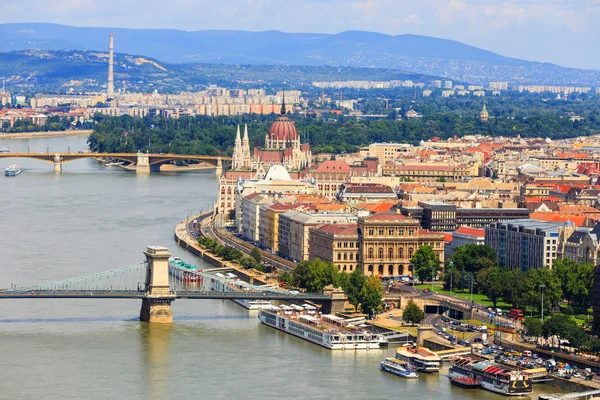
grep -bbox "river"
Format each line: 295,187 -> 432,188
0,136 -> 565,399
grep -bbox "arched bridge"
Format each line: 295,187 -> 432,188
0,152 -> 231,174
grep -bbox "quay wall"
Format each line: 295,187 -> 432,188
173,213 -> 267,285
0,129 -> 93,140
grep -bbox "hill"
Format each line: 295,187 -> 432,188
0,49 -> 437,93
1,23 -> 599,86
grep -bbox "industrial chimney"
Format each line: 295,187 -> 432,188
107,33 -> 114,98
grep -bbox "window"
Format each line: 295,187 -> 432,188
388,265 -> 394,275
343,242 -> 348,248
389,248 -> 394,259
399,248 -> 404,258
337,253 -> 342,260
368,265 -> 373,273
368,229 -> 374,236
349,253 -> 354,260
388,229 -> 394,236
379,229 -> 384,236
399,229 -> 405,235
408,248 -> 413,258
368,248 -> 374,259
343,253 -> 348,261
409,229 -> 415,236
378,248 -> 384,259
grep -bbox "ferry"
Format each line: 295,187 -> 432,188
258,306 -> 388,350
395,345 -> 442,372
449,356 -> 533,396
380,358 -> 419,379
4,165 -> 22,177
168,257 -> 202,282
212,272 -> 271,310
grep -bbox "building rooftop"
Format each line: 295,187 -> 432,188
454,226 -> 485,237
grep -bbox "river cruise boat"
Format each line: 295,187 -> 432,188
449,356 -> 533,396
0,147 -> 9,153
380,358 -> 419,379
212,272 -> 271,310
5,165 -> 22,177
395,345 -> 441,372
258,306 -> 387,350
168,257 -> 202,282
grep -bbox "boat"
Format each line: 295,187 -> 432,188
258,306 -> 388,350
5,165 -> 22,177
212,272 -> 272,310
168,257 -> 202,282
395,345 -> 442,372
449,356 -> 533,396
0,147 -> 9,153
380,358 -> 419,379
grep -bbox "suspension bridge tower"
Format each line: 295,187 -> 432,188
140,246 -> 176,323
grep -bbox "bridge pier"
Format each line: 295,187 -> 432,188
54,153 -> 62,173
141,246 -> 175,323
321,285 -> 348,314
215,157 -> 223,177
136,152 -> 151,174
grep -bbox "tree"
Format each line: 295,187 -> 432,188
523,268 -> 562,313
344,268 -> 366,311
402,300 -> 425,325
291,258 -> 340,293
542,314 -> 573,349
250,247 -> 262,265
565,324 -> 588,353
523,317 -> 543,342
448,244 -> 497,274
501,268 -> 526,309
358,276 -> 384,317
411,246 -> 440,284
476,266 -> 504,307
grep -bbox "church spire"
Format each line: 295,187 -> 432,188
235,124 -> 241,145
243,124 -> 249,142
280,92 -> 286,115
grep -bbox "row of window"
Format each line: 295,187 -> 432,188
367,228 -> 416,236
368,247 -> 414,259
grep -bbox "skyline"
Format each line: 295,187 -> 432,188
2,0 -> 600,70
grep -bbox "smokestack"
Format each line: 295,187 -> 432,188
107,33 -> 114,98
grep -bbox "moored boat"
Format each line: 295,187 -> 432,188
0,147 -> 9,153
380,357 -> 419,379
450,355 -> 533,396
395,345 -> 441,372
258,306 -> 387,350
168,256 -> 202,282
5,165 -> 22,177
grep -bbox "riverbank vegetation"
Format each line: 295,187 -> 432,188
197,236 -> 267,273
88,107 -> 600,156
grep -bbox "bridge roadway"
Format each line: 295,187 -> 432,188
0,290 -> 331,302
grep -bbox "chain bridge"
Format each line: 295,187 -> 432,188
0,246 -> 335,323
0,152 -> 231,174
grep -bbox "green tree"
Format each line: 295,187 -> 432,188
476,266 -> 504,307
542,314 -> 573,350
402,300 -> 425,325
358,276 -> 384,317
523,317 -> 543,342
448,244 -> 497,274
250,247 -> 262,265
523,268 -> 562,312
344,268 -> 367,311
292,258 -> 339,293
410,246 -> 440,284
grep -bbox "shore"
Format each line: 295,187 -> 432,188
0,130 -> 93,140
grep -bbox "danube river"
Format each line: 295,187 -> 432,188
0,136 -> 564,399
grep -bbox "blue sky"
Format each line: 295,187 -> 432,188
4,0 -> 600,69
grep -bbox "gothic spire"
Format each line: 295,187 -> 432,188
280,92 -> 286,115
243,124 -> 249,142
235,124 -> 241,144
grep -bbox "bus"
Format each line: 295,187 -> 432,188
509,309 -> 524,321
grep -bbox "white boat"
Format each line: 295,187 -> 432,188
0,147 -> 9,153
211,272 -> 272,310
5,165 -> 22,177
258,306 -> 387,350
395,345 -> 442,372
380,358 -> 419,378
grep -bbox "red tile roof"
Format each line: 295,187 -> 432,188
454,226 -> 485,237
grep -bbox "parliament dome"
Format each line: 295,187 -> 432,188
268,99 -> 297,142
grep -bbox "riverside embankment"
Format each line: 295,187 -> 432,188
173,213 -> 269,285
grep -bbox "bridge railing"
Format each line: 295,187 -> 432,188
5,262 -> 147,293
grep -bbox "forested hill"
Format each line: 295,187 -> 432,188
88,111 -> 600,156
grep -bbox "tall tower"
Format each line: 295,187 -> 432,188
107,33 -> 115,99
232,125 -> 244,170
241,124 -> 252,169
480,103 -> 489,122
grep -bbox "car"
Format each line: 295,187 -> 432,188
437,330 -> 444,335
433,323 -> 439,327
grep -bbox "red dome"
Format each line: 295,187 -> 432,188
268,115 -> 297,141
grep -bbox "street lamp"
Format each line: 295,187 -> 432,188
449,260 -> 454,296
540,284 -> 546,321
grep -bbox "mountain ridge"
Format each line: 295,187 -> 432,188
0,23 -> 598,86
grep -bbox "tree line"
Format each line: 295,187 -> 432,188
87,110 -> 600,157
198,236 -> 267,273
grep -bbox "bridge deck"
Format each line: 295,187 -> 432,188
0,290 -> 330,301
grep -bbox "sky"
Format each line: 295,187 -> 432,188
3,0 -> 600,69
